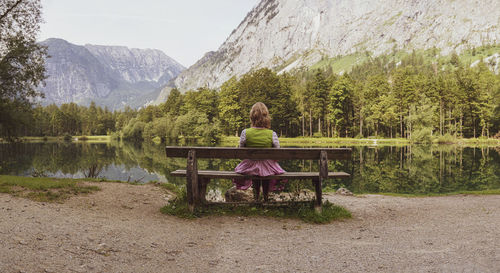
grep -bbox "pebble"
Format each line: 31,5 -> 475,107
95,243 -> 112,256
336,187 -> 353,196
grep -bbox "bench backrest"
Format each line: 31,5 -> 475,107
165,146 -> 351,160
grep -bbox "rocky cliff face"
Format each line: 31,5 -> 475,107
170,0 -> 500,94
39,38 -> 184,109
84,45 -> 183,86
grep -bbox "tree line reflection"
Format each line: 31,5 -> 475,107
0,142 -> 498,194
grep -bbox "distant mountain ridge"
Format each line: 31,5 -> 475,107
39,38 -> 184,109
84,44 -> 182,86
161,0 -> 499,102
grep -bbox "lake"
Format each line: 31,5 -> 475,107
1,141 -> 499,195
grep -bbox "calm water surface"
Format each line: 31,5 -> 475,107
1,141 -> 499,194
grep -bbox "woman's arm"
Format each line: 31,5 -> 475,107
239,129 -> 247,147
272,131 -> 280,148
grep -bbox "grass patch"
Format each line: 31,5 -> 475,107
310,53 -> 368,74
459,44 -> 500,65
159,183 -> 351,224
221,136 -> 500,147
221,136 -> 410,147
1,135 -> 112,143
0,175 -> 100,202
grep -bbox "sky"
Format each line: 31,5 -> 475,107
39,0 -> 260,67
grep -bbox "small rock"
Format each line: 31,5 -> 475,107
225,187 -> 254,202
95,243 -> 113,256
165,250 -> 181,255
336,187 -> 353,196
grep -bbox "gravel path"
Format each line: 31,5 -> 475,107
0,182 -> 499,273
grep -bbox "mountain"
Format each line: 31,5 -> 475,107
163,0 -> 499,99
84,45 -> 182,86
39,38 -> 184,109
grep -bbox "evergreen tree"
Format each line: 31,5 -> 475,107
218,77 -> 242,136
306,70 -> 329,135
328,74 -> 353,137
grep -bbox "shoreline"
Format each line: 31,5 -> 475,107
2,135 -> 499,146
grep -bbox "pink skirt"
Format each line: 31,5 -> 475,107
233,159 -> 286,191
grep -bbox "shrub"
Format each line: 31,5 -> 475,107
63,133 -> 72,142
435,133 -> 455,144
122,118 -> 145,141
313,132 -> 323,138
411,128 -> 433,144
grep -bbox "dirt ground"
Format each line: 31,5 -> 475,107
0,182 -> 499,273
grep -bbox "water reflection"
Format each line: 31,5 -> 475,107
0,141 -> 498,194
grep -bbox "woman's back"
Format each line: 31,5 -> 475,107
244,128 -> 273,148
233,102 -> 285,193
240,128 -> 280,148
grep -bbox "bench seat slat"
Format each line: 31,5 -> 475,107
166,146 -> 351,160
170,170 -> 350,179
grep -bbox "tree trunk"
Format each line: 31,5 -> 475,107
318,117 -> 321,135
327,119 -> 330,138
473,121 -> 476,138
360,110 -> 363,137
460,115 -> 463,138
400,114 -> 403,138
302,115 -> 305,137
440,100 -> 443,136
309,109 -> 312,137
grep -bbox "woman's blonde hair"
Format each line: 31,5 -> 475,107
250,102 -> 271,128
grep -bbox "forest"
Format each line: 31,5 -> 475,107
5,49 -> 500,143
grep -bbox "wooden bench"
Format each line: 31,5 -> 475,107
165,146 -> 352,212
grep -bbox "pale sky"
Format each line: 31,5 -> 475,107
39,0 -> 260,67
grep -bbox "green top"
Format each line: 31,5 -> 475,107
244,128 -> 273,148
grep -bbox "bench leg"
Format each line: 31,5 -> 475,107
198,178 -> 209,203
313,178 -> 322,213
262,180 -> 270,202
186,149 -> 198,212
253,179 -> 261,201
